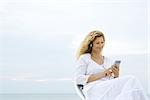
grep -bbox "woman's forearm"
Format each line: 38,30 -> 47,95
87,71 -> 106,83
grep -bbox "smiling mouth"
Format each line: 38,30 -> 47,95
97,47 -> 103,50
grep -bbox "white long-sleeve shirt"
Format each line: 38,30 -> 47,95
75,53 -> 114,85
74,53 -> 149,100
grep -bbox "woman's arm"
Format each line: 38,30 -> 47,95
75,55 -> 90,85
87,68 -> 112,83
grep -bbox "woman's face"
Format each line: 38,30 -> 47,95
92,36 -> 105,53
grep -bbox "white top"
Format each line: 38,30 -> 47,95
74,53 -> 149,100
75,53 -> 114,85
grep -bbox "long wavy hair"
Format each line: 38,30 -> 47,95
76,30 -> 105,59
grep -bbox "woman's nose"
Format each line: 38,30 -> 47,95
99,43 -> 103,46
100,44 -> 104,47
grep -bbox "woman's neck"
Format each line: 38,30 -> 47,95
91,51 -> 103,59
91,51 -> 104,65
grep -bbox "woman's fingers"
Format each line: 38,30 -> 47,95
113,68 -> 118,74
104,68 -> 112,77
105,67 -> 119,78
111,67 -> 119,77
112,66 -> 119,72
115,65 -> 119,70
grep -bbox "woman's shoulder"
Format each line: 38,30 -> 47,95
79,53 -> 91,60
80,53 -> 91,58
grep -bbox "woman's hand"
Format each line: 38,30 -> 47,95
111,65 -> 119,78
104,68 -> 113,77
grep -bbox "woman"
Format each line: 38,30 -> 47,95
75,30 -> 148,100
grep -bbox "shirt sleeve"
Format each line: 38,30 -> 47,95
74,55 -> 90,85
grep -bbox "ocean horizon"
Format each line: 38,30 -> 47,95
0,93 -> 149,100
0,93 -> 79,100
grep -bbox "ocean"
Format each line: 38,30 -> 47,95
0,93 -> 149,100
0,94 -> 80,100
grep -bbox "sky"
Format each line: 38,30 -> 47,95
0,0 -> 149,94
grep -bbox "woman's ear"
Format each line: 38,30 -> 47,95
90,44 -> 93,47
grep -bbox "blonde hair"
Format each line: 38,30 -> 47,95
76,30 -> 105,59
